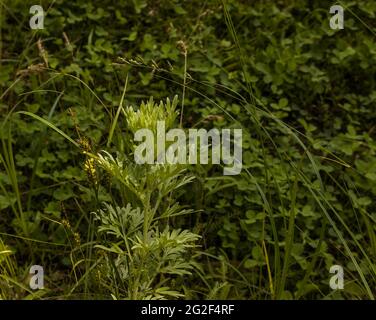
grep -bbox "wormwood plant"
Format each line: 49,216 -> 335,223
91,97 -> 200,299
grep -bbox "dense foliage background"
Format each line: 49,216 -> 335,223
0,0 -> 375,299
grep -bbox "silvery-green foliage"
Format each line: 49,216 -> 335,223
94,203 -> 143,240
96,150 -> 194,203
124,96 -> 179,136
92,97 -> 199,299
